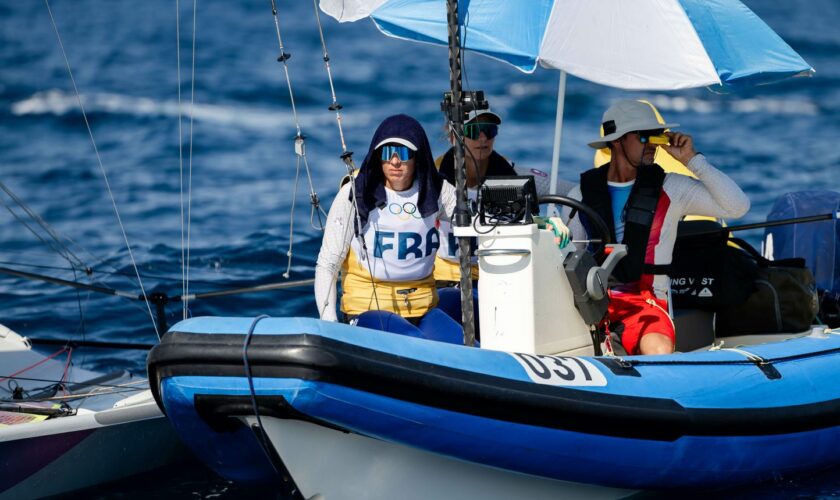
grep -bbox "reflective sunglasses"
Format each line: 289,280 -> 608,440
463,122 -> 499,140
380,145 -> 415,162
636,129 -> 669,145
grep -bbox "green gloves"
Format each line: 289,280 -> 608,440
545,217 -> 571,249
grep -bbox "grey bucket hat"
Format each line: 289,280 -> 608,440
588,100 -> 678,149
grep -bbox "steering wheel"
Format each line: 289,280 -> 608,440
538,195 -> 612,254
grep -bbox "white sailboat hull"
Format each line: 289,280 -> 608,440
1,401 -> 185,499
1,326 -> 190,498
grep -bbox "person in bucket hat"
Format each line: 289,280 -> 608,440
564,99 -> 750,355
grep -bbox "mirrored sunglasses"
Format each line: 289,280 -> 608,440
463,122 -> 499,140
380,145 -> 415,162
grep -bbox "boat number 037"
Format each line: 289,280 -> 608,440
511,353 -> 607,387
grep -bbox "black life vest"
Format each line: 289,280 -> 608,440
438,147 -> 516,184
579,163 -> 666,283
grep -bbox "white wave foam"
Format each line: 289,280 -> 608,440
648,94 -> 818,116
508,82 -> 545,98
499,86 -> 818,117
11,89 -> 372,131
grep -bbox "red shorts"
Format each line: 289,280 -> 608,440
607,290 -> 675,355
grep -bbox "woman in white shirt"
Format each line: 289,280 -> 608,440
314,114 -> 463,343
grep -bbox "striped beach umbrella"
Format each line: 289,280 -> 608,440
320,0 -> 813,90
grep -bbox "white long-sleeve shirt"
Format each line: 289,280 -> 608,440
314,181 -> 457,321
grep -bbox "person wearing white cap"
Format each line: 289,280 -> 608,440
433,107 -> 575,332
314,114 -> 464,343
434,108 -> 574,285
434,108 -> 514,287
565,99 -> 750,355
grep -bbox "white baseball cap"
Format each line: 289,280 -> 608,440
374,137 -> 418,151
465,108 -> 502,125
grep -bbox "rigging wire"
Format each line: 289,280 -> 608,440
0,181 -> 151,302
0,182 -> 89,272
312,0 -> 350,158
44,0 -> 159,340
70,267 -> 88,369
175,0 -> 199,322
1,375 -> 147,395
0,258 -> 317,291
2,182 -> 89,357
0,182 -> 147,295
268,0 -> 327,280
176,0 -> 186,321
0,347 -> 69,385
309,1 -> 384,327
185,0 -> 198,321
0,261 -> 166,321
0,264 -> 315,304
286,138 -> 303,278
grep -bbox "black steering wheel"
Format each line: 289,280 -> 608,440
538,195 -> 612,254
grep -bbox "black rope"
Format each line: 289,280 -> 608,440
619,343 -> 840,368
242,314 -> 281,476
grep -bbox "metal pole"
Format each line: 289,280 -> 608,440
548,70 -> 567,215
150,292 -> 169,334
0,266 -> 137,299
725,213 -> 835,233
446,0 -> 475,347
27,338 -> 155,350
682,213 -> 836,238
549,71 -> 567,194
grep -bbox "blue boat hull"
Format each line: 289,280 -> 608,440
148,317 -> 840,490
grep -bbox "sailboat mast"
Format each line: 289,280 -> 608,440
445,0 -> 476,346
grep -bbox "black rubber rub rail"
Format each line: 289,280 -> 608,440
147,330 -> 840,442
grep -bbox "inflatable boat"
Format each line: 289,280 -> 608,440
147,195 -> 840,498
149,316 -> 840,497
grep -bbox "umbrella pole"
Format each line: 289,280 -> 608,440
548,70 -> 567,214
445,0 -> 476,347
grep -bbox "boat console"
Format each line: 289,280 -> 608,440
455,176 -> 626,356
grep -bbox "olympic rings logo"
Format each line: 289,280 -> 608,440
387,202 -> 422,220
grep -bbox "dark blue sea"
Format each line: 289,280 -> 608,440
2,0 -> 840,497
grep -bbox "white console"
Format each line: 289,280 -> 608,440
455,221 -> 594,356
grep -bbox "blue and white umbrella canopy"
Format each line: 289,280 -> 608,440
320,0 -> 814,90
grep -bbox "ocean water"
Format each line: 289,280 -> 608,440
2,0 -> 840,497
